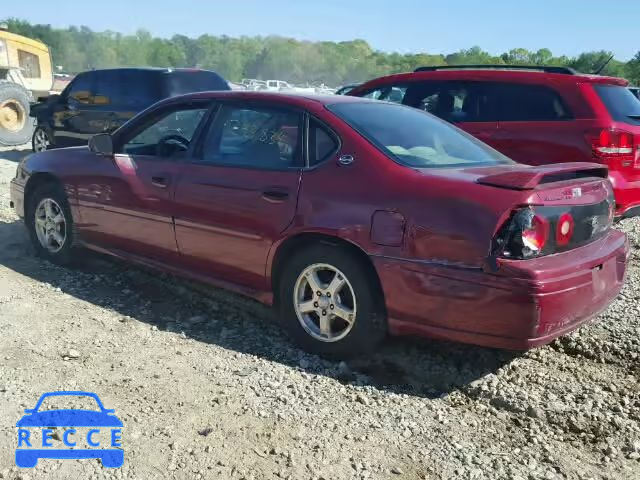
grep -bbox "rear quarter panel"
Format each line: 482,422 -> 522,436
282,104 -> 524,269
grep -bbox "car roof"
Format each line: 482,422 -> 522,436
81,67 -> 220,75
155,90 -> 376,109
355,69 -> 629,90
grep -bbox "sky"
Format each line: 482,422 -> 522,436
6,0 -> 639,60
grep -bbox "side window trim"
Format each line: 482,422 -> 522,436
193,100 -> 305,171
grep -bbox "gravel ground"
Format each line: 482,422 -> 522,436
0,146 -> 638,480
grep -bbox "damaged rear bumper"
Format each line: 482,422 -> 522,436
374,229 -> 629,350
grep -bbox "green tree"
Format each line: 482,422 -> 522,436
2,18 -> 638,86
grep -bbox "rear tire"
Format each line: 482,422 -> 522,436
0,81 -> 34,146
278,244 -> 387,358
32,125 -> 53,152
26,182 -> 76,265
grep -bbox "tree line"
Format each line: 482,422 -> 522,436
5,18 -> 640,86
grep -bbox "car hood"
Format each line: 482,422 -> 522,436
16,410 -> 123,427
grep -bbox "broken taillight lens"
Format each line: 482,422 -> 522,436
493,208 -> 549,259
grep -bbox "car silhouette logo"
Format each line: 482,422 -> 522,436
16,391 -> 123,468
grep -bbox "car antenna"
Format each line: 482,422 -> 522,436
592,54 -> 614,75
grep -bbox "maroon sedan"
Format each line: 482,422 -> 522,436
9,92 -> 629,357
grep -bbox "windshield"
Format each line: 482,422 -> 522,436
328,101 -> 513,168
595,84 -> 640,125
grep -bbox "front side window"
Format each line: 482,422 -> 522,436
18,50 -> 41,78
92,71 -> 162,108
328,102 -> 512,168
121,104 -> 208,157
65,74 -> 93,105
201,105 -> 302,169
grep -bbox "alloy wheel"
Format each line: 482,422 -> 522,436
34,198 -> 67,253
33,128 -> 50,152
293,263 -> 357,342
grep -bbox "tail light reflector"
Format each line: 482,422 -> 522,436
555,212 -> 575,246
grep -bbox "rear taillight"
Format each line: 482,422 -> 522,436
492,208 -> 549,259
492,203 -> 611,261
590,129 -> 635,168
521,214 -> 549,254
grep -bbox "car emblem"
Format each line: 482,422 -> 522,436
572,187 -> 582,198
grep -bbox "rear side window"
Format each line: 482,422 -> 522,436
92,71 -> 119,106
490,83 -> 573,121
594,85 -> 640,125
117,71 -> 162,107
403,81 -> 496,123
201,105 -> 302,169
164,71 -> 230,97
309,119 -> 338,166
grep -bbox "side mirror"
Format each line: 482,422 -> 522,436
89,133 -> 114,155
37,94 -> 59,104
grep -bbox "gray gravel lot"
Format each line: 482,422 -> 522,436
0,146 -> 638,480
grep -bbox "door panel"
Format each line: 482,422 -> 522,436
76,153 -> 182,260
492,121 -> 590,166
487,82 -> 585,165
173,103 -> 304,291
174,166 -> 301,290
52,73 -> 98,147
76,100 -> 212,261
456,121 -> 500,150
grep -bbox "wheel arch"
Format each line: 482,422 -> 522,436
24,172 -> 64,213
269,232 -> 385,310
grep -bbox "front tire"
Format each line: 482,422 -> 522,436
26,182 -> 76,265
278,244 -> 387,358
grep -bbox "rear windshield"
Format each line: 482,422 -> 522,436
594,85 -> 640,125
164,70 -> 230,97
328,102 -> 513,168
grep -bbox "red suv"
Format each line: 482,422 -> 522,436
350,65 -> 640,218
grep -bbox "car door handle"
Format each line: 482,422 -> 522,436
262,188 -> 289,201
151,176 -> 170,188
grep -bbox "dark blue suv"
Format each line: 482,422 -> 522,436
30,67 -> 229,152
